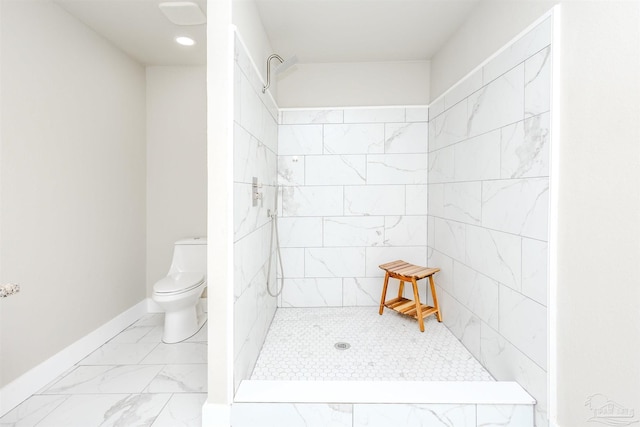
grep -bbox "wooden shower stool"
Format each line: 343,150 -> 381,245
378,260 -> 442,332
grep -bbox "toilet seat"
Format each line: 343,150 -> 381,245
154,272 -> 205,295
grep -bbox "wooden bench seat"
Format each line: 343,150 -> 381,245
378,260 -> 442,332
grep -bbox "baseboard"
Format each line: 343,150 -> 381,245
0,299 -> 149,417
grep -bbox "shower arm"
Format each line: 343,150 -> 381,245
262,54 -> 284,94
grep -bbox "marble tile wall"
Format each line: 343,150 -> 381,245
233,33 -> 279,392
277,106 -> 430,308
232,403 -> 534,427
428,17 -> 552,427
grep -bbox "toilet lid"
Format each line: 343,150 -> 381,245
154,272 -> 205,294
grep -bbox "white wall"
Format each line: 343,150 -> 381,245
0,0 -> 146,387
430,0 -> 556,100
146,66 -> 207,295
277,61 -> 430,108
277,106 -> 429,307
554,2 -> 640,426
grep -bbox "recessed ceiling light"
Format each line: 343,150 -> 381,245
176,36 -> 196,46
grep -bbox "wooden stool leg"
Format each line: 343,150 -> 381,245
411,278 -> 425,332
397,280 -> 405,298
379,273 -> 390,315
429,275 -> 442,322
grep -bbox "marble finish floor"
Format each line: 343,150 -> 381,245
0,314 -> 207,427
251,307 -> 494,382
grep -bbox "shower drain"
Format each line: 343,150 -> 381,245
334,342 -> 351,350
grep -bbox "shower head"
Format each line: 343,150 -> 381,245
262,53 -> 298,93
274,54 -> 298,75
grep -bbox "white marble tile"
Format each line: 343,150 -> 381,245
465,225 -> 522,291
367,154 -> 428,185
521,238 -> 548,306
384,215 -> 427,246
353,403 -> 476,427
343,277 -> 387,306
281,278 -> 343,307
480,323 -> 548,425
144,364 -> 207,393
525,46 -> 551,118
278,155 -> 305,186
35,394 -> 171,427
444,69 -> 483,110
443,182 -> 482,225
42,365 -> 163,394
429,96 -> 445,119
468,64 -> 525,138
306,155 -> 366,185
0,395 -> 68,426
79,342 -> 158,365
233,403 -> 352,427
344,107 -> 405,123
365,246 -> 427,277
132,313 -> 164,327
238,73 -> 263,141
405,106 -> 429,122
140,342 -> 207,365
483,17 -> 552,85
261,104 -> 279,155
476,404 -> 534,426
324,124 -> 385,154
406,184 -> 428,215
427,216 -> 435,248
277,217 -> 323,248
150,393 -> 207,427
278,124 -> 323,155
281,109 -> 344,124
281,185 -> 344,217
434,217 -> 466,263
279,248 -> 305,278
500,113 -> 550,179
453,130 -> 501,182
234,223 -> 270,295
344,185 -> 405,216
499,286 -> 547,369
233,182 -> 272,241
428,183 -> 444,218
323,216 -> 385,247
429,99 -> 467,152
109,323 -> 157,344
427,146 -> 455,184
452,262 -> 499,329
234,123 -> 276,186
427,248 -> 454,292
384,122 -> 428,153
439,290 -> 482,359
481,178 -> 549,240
305,247 -> 366,278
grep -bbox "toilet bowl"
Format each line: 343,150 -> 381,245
153,237 -> 207,343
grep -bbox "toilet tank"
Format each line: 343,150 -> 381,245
168,237 -> 207,275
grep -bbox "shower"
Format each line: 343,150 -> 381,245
262,53 -> 298,93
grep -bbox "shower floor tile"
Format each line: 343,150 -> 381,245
251,307 -> 494,382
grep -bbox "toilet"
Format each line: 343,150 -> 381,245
153,237 -> 207,343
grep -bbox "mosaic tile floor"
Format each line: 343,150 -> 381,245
251,307 -> 494,382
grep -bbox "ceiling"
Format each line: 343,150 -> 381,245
54,0 -> 207,66
54,0 -> 480,66
255,0 -> 480,63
